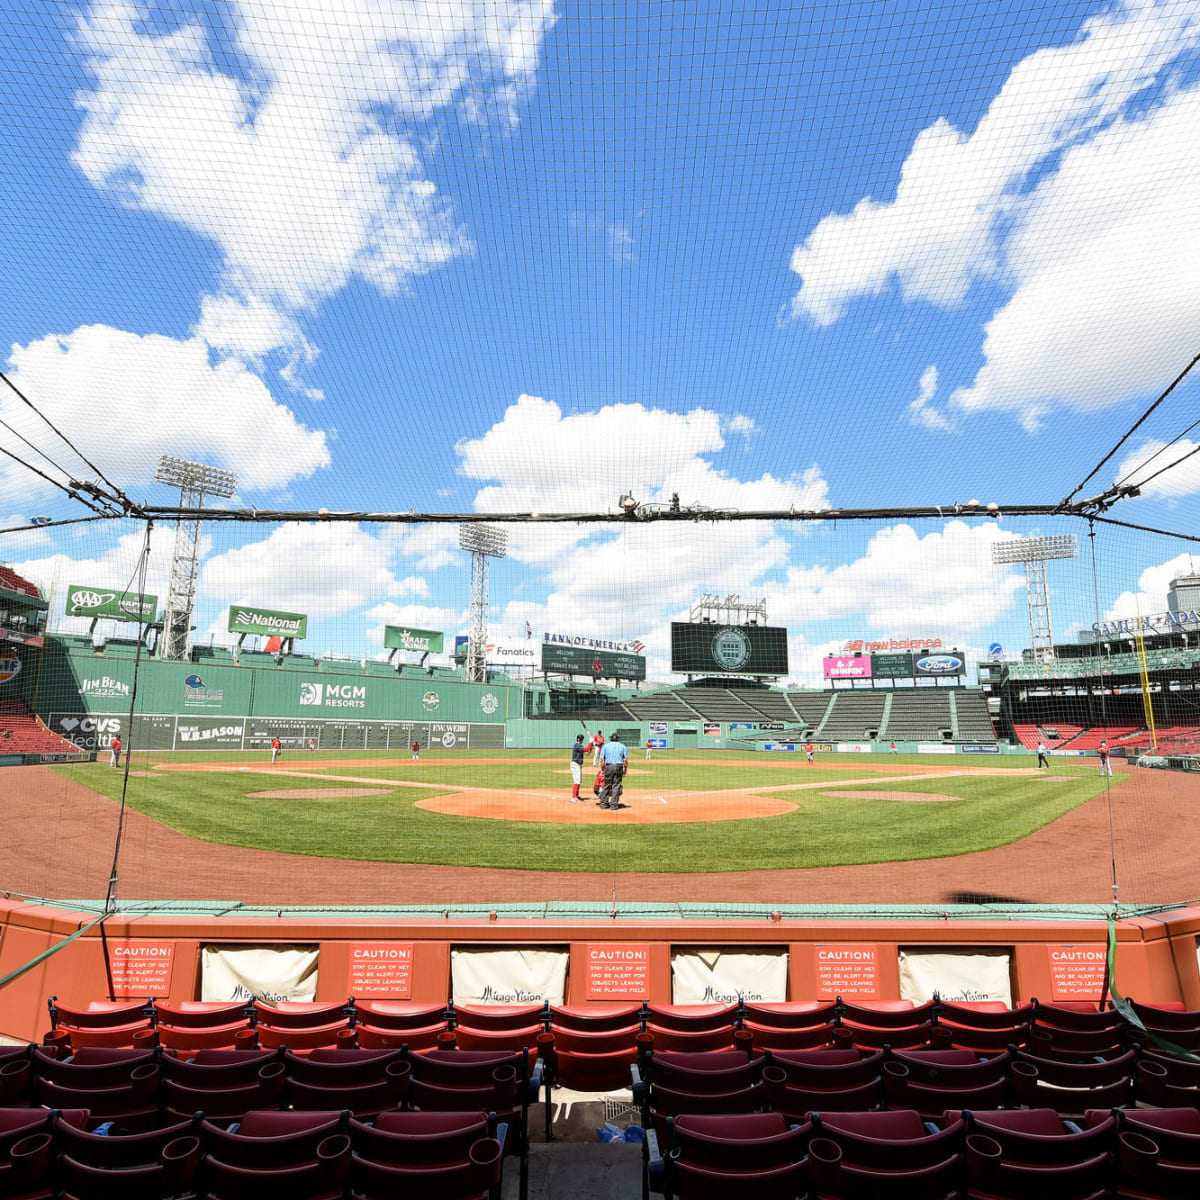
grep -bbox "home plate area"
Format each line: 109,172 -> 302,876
414,787 -> 799,824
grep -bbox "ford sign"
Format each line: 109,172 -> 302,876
914,654 -> 964,676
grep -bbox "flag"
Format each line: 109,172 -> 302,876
525,620 -> 532,639
264,635 -> 283,653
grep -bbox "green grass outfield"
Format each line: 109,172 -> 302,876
52,750 -> 1118,874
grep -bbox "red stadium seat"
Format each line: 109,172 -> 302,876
643,1004 -> 740,1054
932,1001 -> 1032,1053
44,998 -> 153,1050
55,1113 -> 203,1200
351,1001 -> 451,1052
31,1047 -> 160,1130
1010,1048 -> 1135,1114
152,1001 -> 254,1053
838,1000 -> 935,1051
284,1048 -> 408,1117
762,1049 -> 885,1118
160,1049 -> 287,1123
0,1046 -> 33,1107
250,1001 -> 351,1053
882,1048 -> 1011,1117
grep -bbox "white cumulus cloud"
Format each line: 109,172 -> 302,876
1116,438 -> 1200,498
789,1 -> 1200,327
0,326 -> 329,503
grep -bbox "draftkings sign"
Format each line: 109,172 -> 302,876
384,625 -> 444,653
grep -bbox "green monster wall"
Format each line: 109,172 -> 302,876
34,639 -> 517,753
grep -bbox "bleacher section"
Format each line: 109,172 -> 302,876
952,688 -> 996,741
881,690 -> 953,740
785,691 -> 835,730
0,700 -> 81,756
817,690 -> 889,740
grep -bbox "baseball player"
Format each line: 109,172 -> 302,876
307,738 -> 317,752
270,736 -> 282,764
1098,739 -> 1112,777
805,741 -> 815,765
411,739 -> 421,761
1036,740 -> 1049,769
590,729 -> 606,767
569,734 -> 586,802
645,738 -> 653,761
110,735 -> 122,769
597,732 -> 628,810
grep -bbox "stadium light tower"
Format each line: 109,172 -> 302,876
992,534 -> 1078,665
459,523 -> 507,683
155,455 -> 237,660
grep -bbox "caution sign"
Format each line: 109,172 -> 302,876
815,944 -> 879,999
349,942 -> 414,999
585,943 -> 651,1000
108,941 -> 175,997
1047,945 -> 1107,1002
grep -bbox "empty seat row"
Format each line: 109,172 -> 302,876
630,1043 -> 1192,1127
0,1105 -> 507,1200
648,1105 -> 1200,1200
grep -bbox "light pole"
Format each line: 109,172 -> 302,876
992,534 -> 1078,665
155,455 -> 237,660
459,523 -> 507,683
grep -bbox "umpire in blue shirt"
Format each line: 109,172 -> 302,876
597,732 -> 628,810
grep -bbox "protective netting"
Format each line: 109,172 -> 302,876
2,2 -> 1200,916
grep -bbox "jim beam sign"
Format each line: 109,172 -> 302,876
227,606 -> 308,639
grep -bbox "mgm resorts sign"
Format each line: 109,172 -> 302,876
227,606 -> 308,639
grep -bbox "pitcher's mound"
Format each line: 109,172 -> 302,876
249,787 -> 393,799
415,787 -> 797,824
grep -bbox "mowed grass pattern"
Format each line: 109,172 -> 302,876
53,751 -> 1116,874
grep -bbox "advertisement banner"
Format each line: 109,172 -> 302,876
898,950 -> 1012,1005
647,738 -> 667,748
384,625 -> 443,654
671,950 -> 788,1004
0,656 -> 22,686
450,947 -> 568,1005
702,722 -> 721,737
0,628 -> 43,647
670,622 -> 788,676
912,652 -> 965,677
729,722 -> 755,730
584,943 -> 652,1000
815,945 -> 880,1000
960,743 -> 1000,754
837,742 -> 872,753
648,721 -> 668,736
452,635 -> 538,667
227,606 -> 308,639
916,743 -> 956,754
762,743 -> 795,751
201,944 -> 318,1002
67,584 -> 157,623
174,717 -> 245,749
871,651 -> 914,678
349,943 -> 414,999
823,655 -> 872,679
540,642 -> 646,681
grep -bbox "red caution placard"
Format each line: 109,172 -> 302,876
1047,945 -> 1108,1002
584,943 -> 651,1000
108,941 -> 175,997
815,945 -> 880,999
349,943 -> 414,999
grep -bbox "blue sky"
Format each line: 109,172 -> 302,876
2,0 -> 1200,682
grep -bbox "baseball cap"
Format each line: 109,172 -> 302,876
611,732 -> 620,740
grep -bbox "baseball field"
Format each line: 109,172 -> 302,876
49,748 -> 1116,874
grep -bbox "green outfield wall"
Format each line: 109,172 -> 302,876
34,638 -> 518,752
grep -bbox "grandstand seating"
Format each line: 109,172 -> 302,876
882,690 -> 953,741
816,691 -> 889,741
24,991 -> 1200,1199
952,688 -> 998,741
0,700 -> 83,756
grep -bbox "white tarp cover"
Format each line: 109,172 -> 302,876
201,944 -> 318,1003
451,947 -> 568,1005
898,949 -> 1012,1005
671,949 -> 788,1004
